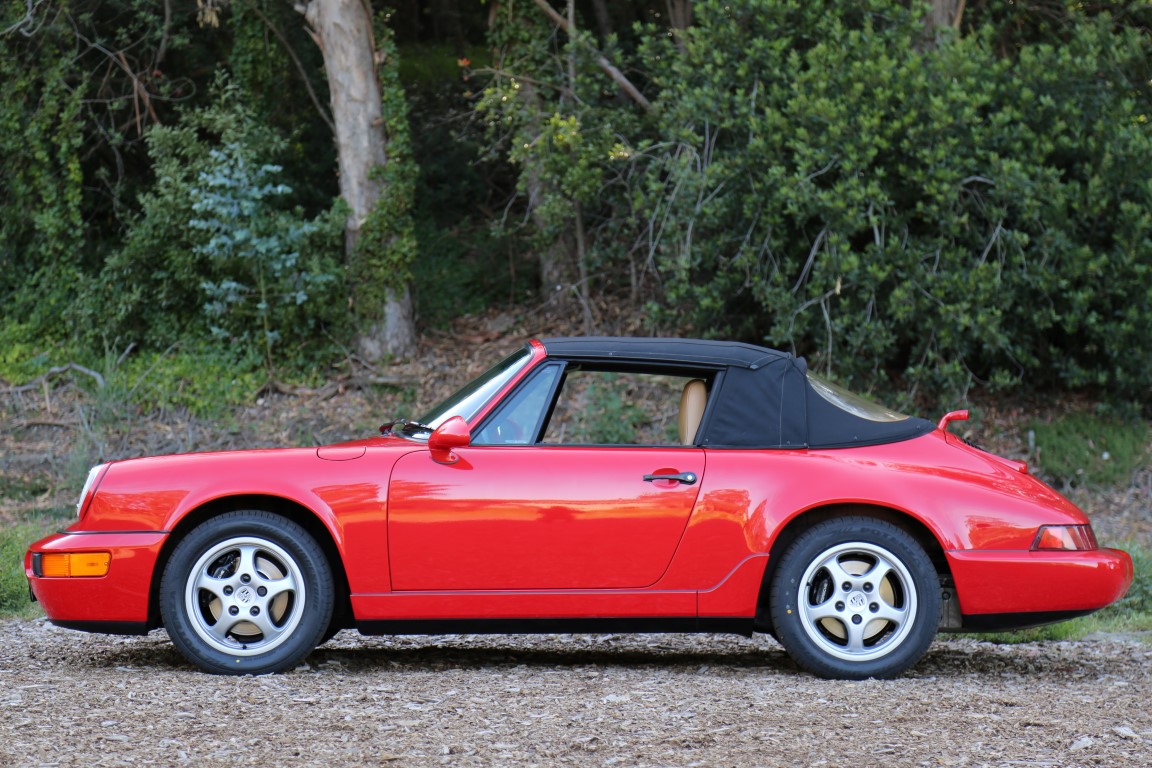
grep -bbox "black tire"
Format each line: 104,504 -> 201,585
160,511 -> 334,675
769,516 -> 940,680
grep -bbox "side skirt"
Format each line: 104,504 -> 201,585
356,617 -> 755,637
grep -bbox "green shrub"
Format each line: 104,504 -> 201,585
636,1 -> 1152,404
100,74 -> 346,372
0,45 -> 90,351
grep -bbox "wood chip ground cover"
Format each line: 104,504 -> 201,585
1,619 -> 1150,767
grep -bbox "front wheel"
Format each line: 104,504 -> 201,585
769,517 -> 940,680
160,511 -> 334,675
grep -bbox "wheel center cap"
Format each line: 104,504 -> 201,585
847,591 -> 868,611
235,586 -> 256,604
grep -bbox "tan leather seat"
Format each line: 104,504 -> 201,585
678,379 -> 707,445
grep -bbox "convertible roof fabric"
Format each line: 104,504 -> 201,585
540,336 -> 788,370
539,337 -> 935,449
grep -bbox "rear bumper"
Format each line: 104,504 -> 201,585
25,530 -> 167,628
946,547 -> 1133,616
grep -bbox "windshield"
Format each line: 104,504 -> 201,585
807,373 -> 909,423
409,346 -> 534,436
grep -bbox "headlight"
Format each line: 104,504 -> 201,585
76,463 -> 109,520
1031,524 -> 1098,551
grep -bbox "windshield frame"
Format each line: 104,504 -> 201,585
395,345 -> 535,440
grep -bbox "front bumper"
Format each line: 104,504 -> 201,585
25,530 -> 167,628
946,547 -> 1133,617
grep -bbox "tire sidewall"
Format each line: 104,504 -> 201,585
770,517 -> 940,680
160,511 -> 334,675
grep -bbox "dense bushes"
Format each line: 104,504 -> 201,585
637,1 -> 1151,402
100,79 -> 346,370
1,0 -> 1148,408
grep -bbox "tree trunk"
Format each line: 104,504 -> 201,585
301,0 -> 417,359
927,0 -> 965,30
922,0 -> 966,46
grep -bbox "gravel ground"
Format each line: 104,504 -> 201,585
1,619 -> 1150,767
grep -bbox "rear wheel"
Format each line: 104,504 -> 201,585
769,517 -> 939,679
160,511 -> 334,675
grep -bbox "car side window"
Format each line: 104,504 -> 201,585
472,364 -> 561,445
542,369 -> 699,446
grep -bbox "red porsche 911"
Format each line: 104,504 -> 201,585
25,337 -> 1132,679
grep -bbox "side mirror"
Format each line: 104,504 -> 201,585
428,415 -> 470,463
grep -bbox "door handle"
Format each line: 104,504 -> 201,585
643,472 -> 698,485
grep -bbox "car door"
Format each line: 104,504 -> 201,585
387,365 -> 709,591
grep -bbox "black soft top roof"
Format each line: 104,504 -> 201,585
538,337 -> 935,449
539,336 -> 788,369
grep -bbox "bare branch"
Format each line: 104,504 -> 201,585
1,364 -> 106,395
251,4 -> 336,134
530,0 -> 652,113
2,0 -> 50,36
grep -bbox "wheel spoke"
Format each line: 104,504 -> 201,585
801,596 -> 840,626
242,609 -> 282,641
864,560 -> 895,588
193,570 -> 230,599
204,613 -> 239,643
873,599 -> 908,627
818,557 -> 856,590
843,618 -> 871,652
260,574 -> 296,601
235,544 -> 261,581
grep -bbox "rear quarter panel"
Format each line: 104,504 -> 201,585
662,431 -> 1090,597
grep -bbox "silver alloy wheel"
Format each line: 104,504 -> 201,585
183,536 -> 307,656
796,541 -> 918,662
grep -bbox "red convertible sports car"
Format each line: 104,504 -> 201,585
26,337 -> 1132,679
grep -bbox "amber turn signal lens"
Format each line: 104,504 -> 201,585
1031,525 -> 1097,551
38,552 -> 111,577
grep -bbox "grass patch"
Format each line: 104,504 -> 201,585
1,513 -> 71,619
1028,410 -> 1150,488
110,345 -> 264,420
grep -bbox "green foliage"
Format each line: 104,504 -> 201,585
0,40 -> 87,339
189,146 -> 337,367
1105,543 -> 1152,621
227,0 -> 338,216
634,0 -> 1152,404
1029,411 -> 1150,488
0,517 -> 65,618
109,345 -> 265,420
478,3 -> 648,296
102,76 -> 346,370
0,321 -> 61,384
402,43 -> 531,326
411,219 -> 528,327
575,375 -> 649,444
